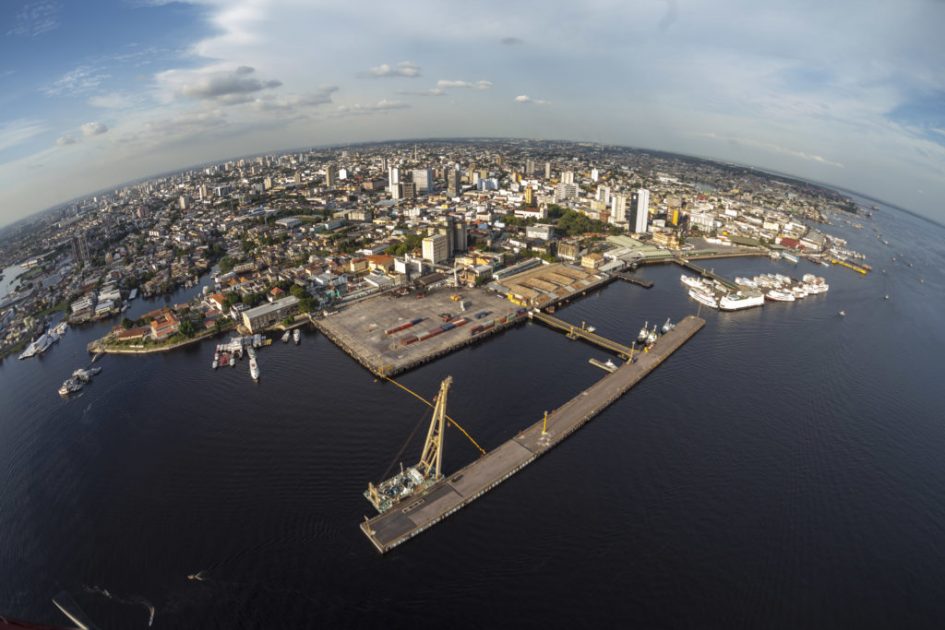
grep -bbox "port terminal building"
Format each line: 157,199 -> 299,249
241,295 -> 299,333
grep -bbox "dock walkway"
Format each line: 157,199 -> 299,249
529,311 -> 634,357
361,315 -> 705,553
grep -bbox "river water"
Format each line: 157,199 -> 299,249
2,201 -> 944,628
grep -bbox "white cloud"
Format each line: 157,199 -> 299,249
88,92 -> 137,109
437,80 -> 493,91
6,1 -> 61,37
361,61 -> 421,78
396,88 -> 446,97
81,122 -> 109,137
514,94 -> 548,105
251,86 -> 339,112
42,65 -> 110,97
56,134 -> 77,146
0,119 -> 48,152
336,99 -> 410,115
157,65 -> 282,104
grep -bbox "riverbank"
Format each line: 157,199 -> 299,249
87,322 -> 236,355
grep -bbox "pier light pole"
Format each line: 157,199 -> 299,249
542,411 -> 549,436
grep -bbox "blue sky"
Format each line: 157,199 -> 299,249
1,0 -> 944,225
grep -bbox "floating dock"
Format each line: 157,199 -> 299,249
614,272 -> 654,288
360,314 -> 705,553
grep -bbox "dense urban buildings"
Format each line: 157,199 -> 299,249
0,139 -> 867,360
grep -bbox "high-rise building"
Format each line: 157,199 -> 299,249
525,159 -> 536,176
412,168 -> 433,192
401,181 -> 417,201
596,185 -> 611,205
544,162 -> 552,179
178,195 -> 189,210
630,188 -> 650,234
71,232 -> 91,265
591,168 -> 600,182
325,165 -> 338,188
554,182 -> 578,203
389,167 -> 401,200
611,193 -> 628,225
524,186 -> 536,207
447,168 -> 462,197
294,171 -> 303,185
561,171 -> 575,185
422,233 -> 449,264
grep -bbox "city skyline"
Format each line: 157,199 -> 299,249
2,0 -> 945,227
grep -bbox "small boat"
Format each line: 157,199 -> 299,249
661,318 -> 674,334
282,331 -> 290,343
645,325 -> 658,346
58,377 -> 83,396
838,310 -> 846,317
212,356 -> 218,369
249,356 -> 260,381
586,325 -> 596,333
229,354 -> 236,367
293,329 -> 301,345
637,321 -> 649,344
783,253 -> 799,264
884,294 -> 890,301
679,274 -> 704,289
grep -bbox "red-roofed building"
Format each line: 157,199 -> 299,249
150,309 -> 180,340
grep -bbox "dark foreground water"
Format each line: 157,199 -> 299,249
2,201 -> 945,628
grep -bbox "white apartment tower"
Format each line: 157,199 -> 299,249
630,188 -> 650,234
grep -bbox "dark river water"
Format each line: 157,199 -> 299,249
2,200 -> 945,628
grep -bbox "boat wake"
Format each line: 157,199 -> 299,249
84,585 -> 156,626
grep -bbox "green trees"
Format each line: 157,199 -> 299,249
179,319 -> 196,337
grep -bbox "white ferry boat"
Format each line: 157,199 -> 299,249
766,289 -> 796,302
688,287 -> 719,309
719,292 -> 765,311
783,253 -> 800,264
680,274 -> 704,289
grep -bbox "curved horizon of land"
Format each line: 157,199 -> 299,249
2,137 -> 939,234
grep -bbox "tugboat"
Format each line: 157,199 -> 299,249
58,377 -> 83,396
645,325 -> 658,346
637,321 -> 649,344
661,318 -> 675,334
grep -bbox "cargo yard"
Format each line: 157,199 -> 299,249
314,287 -> 526,376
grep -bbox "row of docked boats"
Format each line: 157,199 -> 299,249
19,321 -> 69,360
734,273 -> 829,302
58,366 -> 102,396
636,318 -> 676,346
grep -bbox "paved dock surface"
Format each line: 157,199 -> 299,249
361,314 -> 706,553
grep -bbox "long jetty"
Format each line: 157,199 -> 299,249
360,314 -> 705,553
675,258 -> 738,290
529,311 -> 634,358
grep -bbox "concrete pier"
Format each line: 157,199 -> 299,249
360,314 -> 705,553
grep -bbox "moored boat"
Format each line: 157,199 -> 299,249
719,292 -> 765,311
688,287 -> 719,309
766,289 -> 796,302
